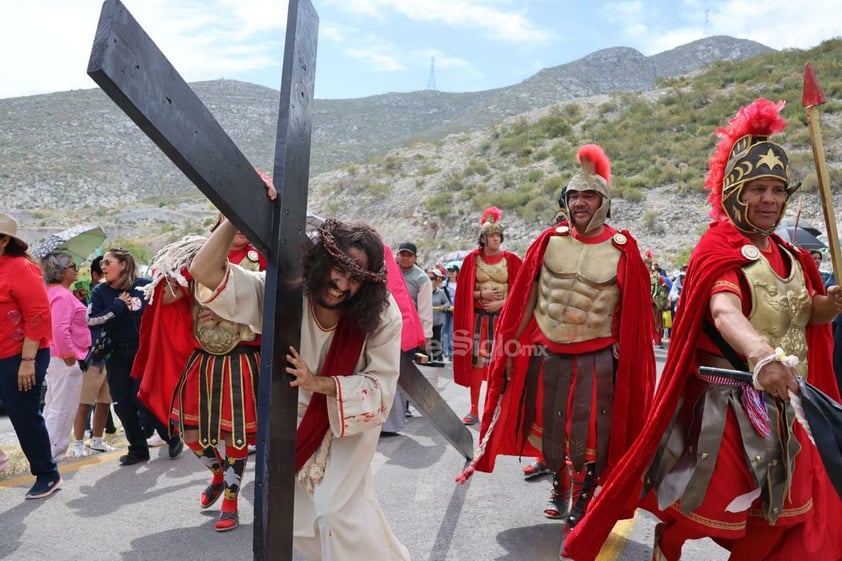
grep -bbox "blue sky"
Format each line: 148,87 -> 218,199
1,0 -> 840,100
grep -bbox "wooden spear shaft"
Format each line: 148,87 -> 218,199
802,63 -> 841,281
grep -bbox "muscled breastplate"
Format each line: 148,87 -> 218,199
193,250 -> 260,355
534,235 -> 621,343
475,255 -> 510,303
743,246 -> 810,376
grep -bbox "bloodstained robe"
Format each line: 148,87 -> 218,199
197,263 -> 410,561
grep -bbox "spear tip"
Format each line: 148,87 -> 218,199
803,62 -> 827,108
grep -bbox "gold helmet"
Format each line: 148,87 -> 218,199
705,98 -> 799,234
562,144 -> 611,233
478,206 -> 504,247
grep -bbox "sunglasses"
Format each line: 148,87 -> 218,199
63,263 -> 78,271
101,258 -> 114,266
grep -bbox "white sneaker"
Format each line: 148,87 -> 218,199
146,434 -> 167,447
89,441 -> 115,453
69,447 -> 86,458
247,444 -> 257,455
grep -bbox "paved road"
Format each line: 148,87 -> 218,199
0,344 -> 728,561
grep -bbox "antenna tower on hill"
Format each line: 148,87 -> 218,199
427,56 -> 437,91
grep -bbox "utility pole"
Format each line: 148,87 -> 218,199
427,56 -> 436,91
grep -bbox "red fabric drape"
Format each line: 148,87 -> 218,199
295,319 -> 366,472
134,281 -> 195,424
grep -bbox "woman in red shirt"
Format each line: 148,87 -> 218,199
0,213 -> 62,499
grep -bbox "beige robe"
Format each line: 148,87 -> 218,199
197,263 -> 410,561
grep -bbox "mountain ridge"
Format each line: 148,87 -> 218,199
7,34 -> 826,268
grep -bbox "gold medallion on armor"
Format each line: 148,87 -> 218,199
556,225 -> 570,235
613,233 -> 627,245
247,249 -> 260,263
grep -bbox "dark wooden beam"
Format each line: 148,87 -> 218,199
254,0 -> 318,559
87,0 -> 273,256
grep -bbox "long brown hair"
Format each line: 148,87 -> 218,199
302,221 -> 388,335
104,248 -> 139,291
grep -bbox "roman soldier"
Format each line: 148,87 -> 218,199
457,144 -> 655,540
562,99 -> 842,561
452,207 -> 522,425
133,219 -> 266,533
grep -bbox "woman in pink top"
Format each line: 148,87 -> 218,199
42,252 -> 91,460
0,213 -> 61,499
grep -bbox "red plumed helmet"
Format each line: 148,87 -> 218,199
705,98 -> 798,233
480,206 -> 504,235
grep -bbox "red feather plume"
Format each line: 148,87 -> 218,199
705,98 -> 787,220
480,206 -> 503,227
577,144 -> 611,184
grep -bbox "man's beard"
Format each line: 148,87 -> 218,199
316,282 -> 352,310
316,294 -> 350,310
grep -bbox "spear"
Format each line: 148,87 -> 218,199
802,63 -> 841,281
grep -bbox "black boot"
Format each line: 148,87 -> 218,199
566,463 -> 597,529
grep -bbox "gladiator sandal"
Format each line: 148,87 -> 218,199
566,463 -> 597,530
543,469 -> 572,520
215,452 -> 248,532
188,443 -> 225,509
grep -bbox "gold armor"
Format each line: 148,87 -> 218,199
475,255 -> 510,303
193,248 -> 261,354
742,245 -> 810,376
534,234 -> 621,343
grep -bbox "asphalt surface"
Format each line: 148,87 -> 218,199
0,342 -> 729,561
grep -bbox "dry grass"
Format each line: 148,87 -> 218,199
0,429 -> 129,480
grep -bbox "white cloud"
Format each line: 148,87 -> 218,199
324,0 -> 551,44
0,0 -> 287,98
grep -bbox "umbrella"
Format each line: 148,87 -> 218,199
775,224 -> 826,250
32,225 -> 107,263
699,366 -> 842,500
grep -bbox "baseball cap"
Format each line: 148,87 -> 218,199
397,242 -> 417,255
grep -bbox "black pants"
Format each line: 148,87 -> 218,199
106,347 -> 149,458
430,324 -> 444,361
0,348 -> 59,478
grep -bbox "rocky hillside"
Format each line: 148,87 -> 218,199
6,34 -> 839,269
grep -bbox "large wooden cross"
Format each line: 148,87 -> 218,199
87,1 -> 472,560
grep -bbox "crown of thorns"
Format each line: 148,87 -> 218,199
318,219 -> 387,283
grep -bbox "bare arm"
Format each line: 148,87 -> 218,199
189,218 -> 237,290
709,291 -> 796,398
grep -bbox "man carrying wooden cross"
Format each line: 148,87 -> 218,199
189,200 -> 411,560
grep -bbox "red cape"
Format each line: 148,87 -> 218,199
563,220 -> 841,561
133,281 -> 195,425
467,224 -> 655,479
453,248 -> 523,387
